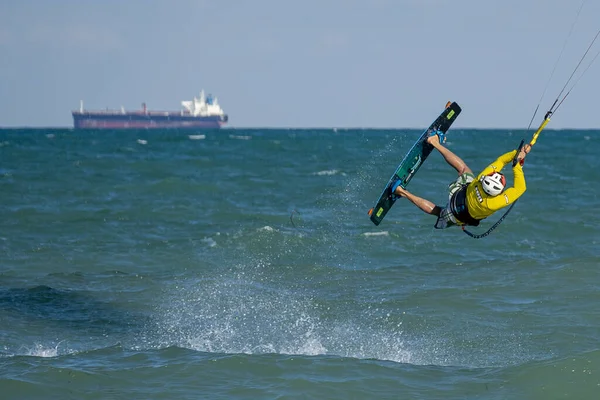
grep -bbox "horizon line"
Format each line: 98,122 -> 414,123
0,126 -> 599,131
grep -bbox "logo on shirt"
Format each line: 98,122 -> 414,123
475,186 -> 483,203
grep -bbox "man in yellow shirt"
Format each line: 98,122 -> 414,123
392,132 -> 531,229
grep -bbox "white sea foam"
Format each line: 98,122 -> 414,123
155,273 -> 413,364
314,169 -> 344,176
229,135 -> 252,140
201,237 -> 217,247
188,134 -> 206,140
23,342 -> 67,358
363,231 -> 389,237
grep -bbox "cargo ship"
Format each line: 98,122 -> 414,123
72,90 -> 228,129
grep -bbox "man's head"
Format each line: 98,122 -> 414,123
481,172 -> 506,196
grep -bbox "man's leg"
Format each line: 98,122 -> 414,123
394,187 -> 442,217
427,134 -> 473,176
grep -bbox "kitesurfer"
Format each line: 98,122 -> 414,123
392,132 -> 531,229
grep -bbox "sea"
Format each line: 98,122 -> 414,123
0,127 -> 598,399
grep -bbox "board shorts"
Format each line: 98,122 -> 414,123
434,172 -> 475,229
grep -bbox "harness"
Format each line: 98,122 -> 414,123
450,186 -> 480,227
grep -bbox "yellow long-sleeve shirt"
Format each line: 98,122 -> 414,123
464,150 -> 526,220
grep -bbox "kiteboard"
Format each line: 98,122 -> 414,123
368,101 -> 462,226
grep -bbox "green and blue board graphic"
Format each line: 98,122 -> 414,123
368,101 -> 462,226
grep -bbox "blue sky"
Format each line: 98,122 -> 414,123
1,0 -> 599,129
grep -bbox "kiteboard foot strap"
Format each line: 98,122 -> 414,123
390,179 -> 403,200
429,129 -> 446,144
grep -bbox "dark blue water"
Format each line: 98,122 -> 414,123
1,128 -> 599,399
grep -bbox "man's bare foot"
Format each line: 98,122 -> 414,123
427,135 -> 440,145
427,134 -> 440,146
394,186 -> 408,197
